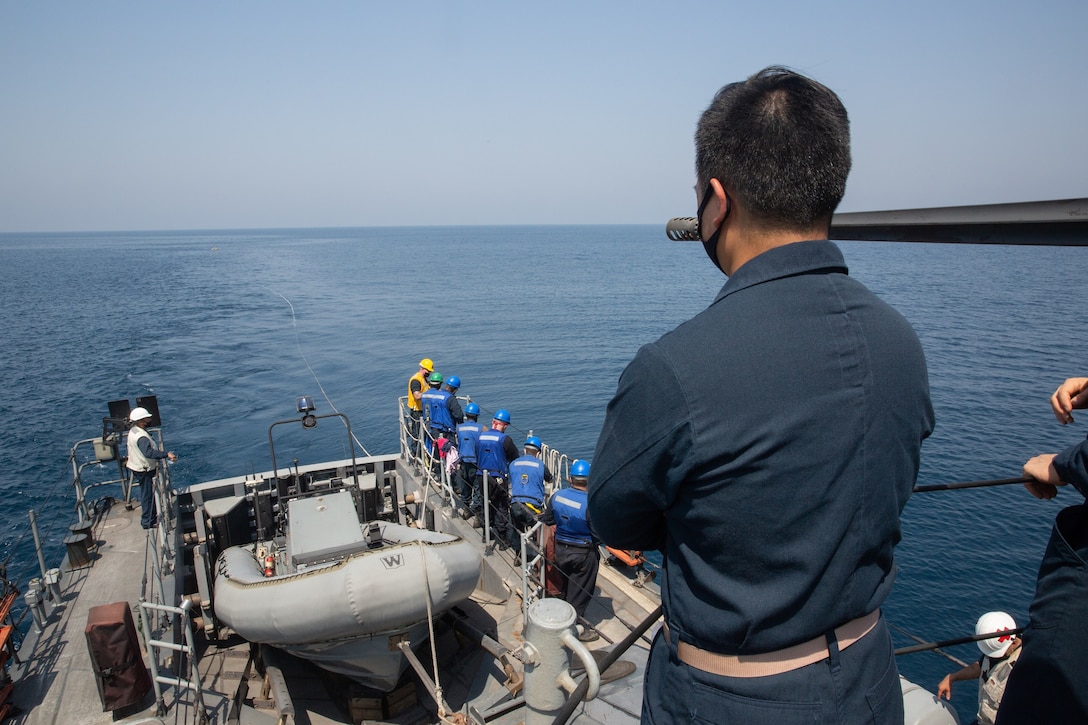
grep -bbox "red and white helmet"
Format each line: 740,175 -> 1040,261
975,611 -> 1017,658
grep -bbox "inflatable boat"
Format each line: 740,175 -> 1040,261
213,489 -> 481,690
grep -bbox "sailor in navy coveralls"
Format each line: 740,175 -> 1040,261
589,67 -> 933,724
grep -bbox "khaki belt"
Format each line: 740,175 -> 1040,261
665,609 -> 880,678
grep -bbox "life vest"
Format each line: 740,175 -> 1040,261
977,645 -> 1021,725
126,426 -> 155,472
510,455 -> 547,505
456,420 -> 485,463
551,487 -> 593,546
407,371 -> 428,412
476,429 -> 510,477
421,388 -> 454,431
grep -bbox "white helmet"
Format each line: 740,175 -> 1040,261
975,611 -> 1017,658
129,407 -> 153,423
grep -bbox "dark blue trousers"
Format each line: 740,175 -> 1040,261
134,470 -> 157,529
996,503 -> 1088,724
641,613 -> 902,725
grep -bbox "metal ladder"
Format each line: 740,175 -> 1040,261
137,598 -> 209,724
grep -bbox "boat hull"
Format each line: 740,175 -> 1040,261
213,519 -> 481,690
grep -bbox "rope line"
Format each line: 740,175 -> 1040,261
271,290 -> 371,456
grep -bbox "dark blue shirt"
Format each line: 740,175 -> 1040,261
1054,435 -> 1088,498
589,240 -> 933,654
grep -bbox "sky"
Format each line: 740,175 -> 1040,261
1,1 -> 1085,233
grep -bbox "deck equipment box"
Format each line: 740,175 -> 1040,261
84,601 -> 152,711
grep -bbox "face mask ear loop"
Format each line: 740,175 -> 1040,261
698,184 -> 729,273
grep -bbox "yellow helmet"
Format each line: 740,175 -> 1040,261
419,358 -> 434,372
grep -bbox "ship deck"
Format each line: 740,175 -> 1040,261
8,491 -> 657,725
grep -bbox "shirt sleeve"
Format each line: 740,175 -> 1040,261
137,435 -> 169,460
503,436 -> 520,463
448,397 -> 464,425
1054,436 -> 1088,498
588,342 -> 695,551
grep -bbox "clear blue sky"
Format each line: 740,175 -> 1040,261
2,1 -> 1085,232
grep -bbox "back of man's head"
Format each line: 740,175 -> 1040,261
695,66 -> 850,233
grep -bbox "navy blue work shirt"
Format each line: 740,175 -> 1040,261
1054,435 -> 1088,498
588,239 -> 934,654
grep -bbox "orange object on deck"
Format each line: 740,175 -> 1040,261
606,547 -> 645,568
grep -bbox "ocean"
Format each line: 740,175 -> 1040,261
1,225 -> 1085,721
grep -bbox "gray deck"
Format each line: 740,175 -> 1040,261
6,490 -> 656,725
7,499 -> 196,724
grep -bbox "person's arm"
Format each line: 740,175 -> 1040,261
540,493 -> 556,526
448,397 -> 464,425
588,344 -> 693,551
1022,438 -> 1088,500
1051,377 -> 1088,424
503,436 -> 520,462
1054,437 -> 1088,498
937,660 -> 982,700
137,435 -> 176,462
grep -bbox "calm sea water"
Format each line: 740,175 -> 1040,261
0,226 -> 1085,720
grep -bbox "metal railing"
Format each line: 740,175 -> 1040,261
138,598 -> 209,724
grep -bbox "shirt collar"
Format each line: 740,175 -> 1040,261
712,239 -> 849,304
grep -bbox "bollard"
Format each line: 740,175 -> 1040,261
522,598 -> 600,725
44,568 -> 62,602
64,533 -> 92,568
69,520 -> 95,551
24,586 -> 47,631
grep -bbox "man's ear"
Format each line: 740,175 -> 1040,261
707,178 -> 730,227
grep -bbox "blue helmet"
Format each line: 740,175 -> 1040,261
570,459 -> 590,479
465,402 -> 480,416
494,409 -> 511,424
446,375 -> 461,389
525,435 -> 542,450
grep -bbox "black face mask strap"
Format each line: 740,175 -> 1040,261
697,183 -> 728,273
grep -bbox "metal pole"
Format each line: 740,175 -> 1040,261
29,510 -> 49,586
913,476 -> 1030,493
482,472 -> 491,549
550,604 -> 663,725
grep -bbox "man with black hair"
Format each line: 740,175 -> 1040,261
589,67 -> 933,723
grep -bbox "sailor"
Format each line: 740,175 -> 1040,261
541,459 -> 599,641
420,372 -> 456,446
443,375 -> 465,430
589,67 -> 933,722
126,407 -> 177,529
475,409 -> 519,536
999,374 -> 1088,723
938,612 -> 1021,725
406,358 -> 433,460
508,436 -> 553,547
456,402 -> 485,510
